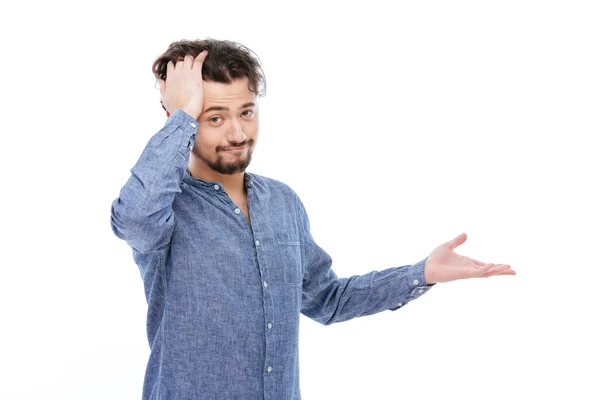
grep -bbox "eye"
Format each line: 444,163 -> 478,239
209,116 -> 222,123
242,110 -> 254,117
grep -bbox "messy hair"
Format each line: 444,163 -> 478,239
151,38 -> 267,113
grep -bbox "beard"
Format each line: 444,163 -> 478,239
192,140 -> 254,175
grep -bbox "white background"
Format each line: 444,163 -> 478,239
1,0 -> 599,399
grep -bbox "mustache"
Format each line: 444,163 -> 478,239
218,138 -> 253,151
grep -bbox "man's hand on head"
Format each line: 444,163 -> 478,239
158,50 -> 208,120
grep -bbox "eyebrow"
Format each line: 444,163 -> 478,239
203,102 -> 256,113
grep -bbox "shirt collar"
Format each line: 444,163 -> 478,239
183,167 -> 254,192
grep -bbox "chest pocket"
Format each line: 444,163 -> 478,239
275,231 -> 303,286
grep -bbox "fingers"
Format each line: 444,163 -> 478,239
479,264 -> 515,278
472,258 -> 487,267
470,258 -> 509,270
493,270 -> 517,276
192,50 -> 208,79
166,61 -> 175,79
461,263 -> 493,278
481,270 -> 516,277
175,56 -> 185,70
183,54 -> 194,70
194,50 -> 208,68
166,52 -> 207,80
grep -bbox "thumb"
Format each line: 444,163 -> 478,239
447,232 -> 467,250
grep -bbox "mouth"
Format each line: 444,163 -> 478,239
223,145 -> 247,152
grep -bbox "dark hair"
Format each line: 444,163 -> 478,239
152,38 -> 267,112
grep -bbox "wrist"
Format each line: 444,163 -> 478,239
181,107 -> 200,120
424,257 -> 435,285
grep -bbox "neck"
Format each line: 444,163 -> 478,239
188,162 -> 246,197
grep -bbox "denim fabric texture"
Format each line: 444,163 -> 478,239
110,109 -> 435,400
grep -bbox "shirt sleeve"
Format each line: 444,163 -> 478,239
110,109 -> 199,254
295,194 -> 436,325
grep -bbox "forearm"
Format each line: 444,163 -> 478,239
302,257 -> 434,325
110,109 -> 199,253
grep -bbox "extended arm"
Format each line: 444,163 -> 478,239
296,195 -> 435,325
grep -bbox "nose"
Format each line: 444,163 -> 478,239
226,120 -> 247,145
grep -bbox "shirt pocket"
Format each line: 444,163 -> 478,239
275,231 -> 302,286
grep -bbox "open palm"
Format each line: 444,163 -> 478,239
424,233 -> 516,284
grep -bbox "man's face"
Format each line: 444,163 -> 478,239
191,77 -> 259,175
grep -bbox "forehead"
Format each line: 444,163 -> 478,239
202,77 -> 256,112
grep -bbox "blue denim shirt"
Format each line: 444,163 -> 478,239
110,109 -> 435,400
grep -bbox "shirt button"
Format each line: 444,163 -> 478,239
418,289 -> 424,294
255,240 -> 260,247
189,122 -> 196,128
267,322 -> 272,329
213,184 -> 220,191
234,208 -> 241,214
267,366 -> 272,373
397,302 -> 402,307
263,281 -> 268,288
189,143 -> 193,150
413,279 -> 419,285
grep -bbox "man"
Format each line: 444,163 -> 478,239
110,39 -> 515,400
